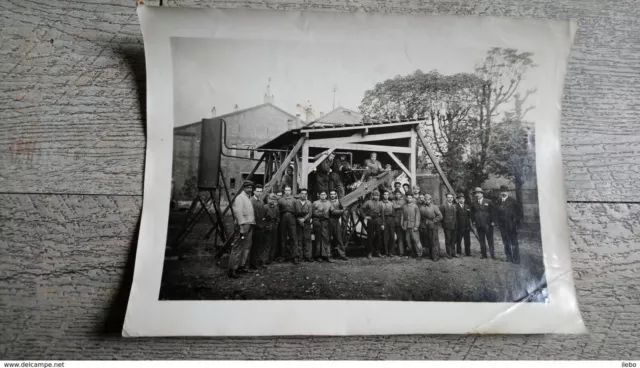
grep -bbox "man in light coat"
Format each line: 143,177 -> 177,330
229,180 -> 255,278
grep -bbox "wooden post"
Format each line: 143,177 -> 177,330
293,153 -> 299,194
301,136 -> 309,188
410,127 -> 417,186
261,137 -> 305,200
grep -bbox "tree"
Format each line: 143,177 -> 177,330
360,70 -> 483,189
487,90 -> 537,211
474,48 -> 536,173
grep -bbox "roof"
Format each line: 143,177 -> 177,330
175,102 -> 298,130
303,107 -> 363,129
258,117 -> 425,150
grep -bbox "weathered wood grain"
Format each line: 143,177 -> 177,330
1,0 -> 640,201
1,194 -> 638,358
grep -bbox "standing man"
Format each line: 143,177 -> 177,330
295,188 -> 313,263
278,185 -> 298,263
393,181 -> 403,195
315,155 -> 332,201
420,194 -> 443,261
361,189 -> 385,258
402,183 -> 411,197
280,166 -> 295,193
228,180 -> 255,278
401,193 -> 422,257
360,152 -> 385,182
470,187 -> 495,259
329,153 -> 346,199
312,190 -> 333,263
455,192 -> 472,256
328,190 -> 348,260
250,184 -> 267,269
496,185 -> 521,264
381,189 -> 395,257
440,193 -> 458,258
393,190 -> 407,256
264,193 -> 280,265
412,185 -> 421,201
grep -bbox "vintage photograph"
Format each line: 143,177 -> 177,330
159,35 -> 546,303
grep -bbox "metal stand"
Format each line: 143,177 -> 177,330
170,169 -> 236,249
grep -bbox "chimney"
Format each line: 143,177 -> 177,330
295,114 -> 301,126
211,106 -> 216,117
234,104 -> 239,112
287,119 -> 293,131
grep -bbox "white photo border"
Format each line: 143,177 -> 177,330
123,5 -> 585,336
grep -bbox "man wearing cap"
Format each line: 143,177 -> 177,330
295,188 -> 313,263
440,193 -> 458,258
470,187 -> 495,259
228,180 -> 256,278
280,166 -> 295,193
496,185 -> 521,264
260,193 -> 280,267
455,192 -> 472,256
315,154 -> 332,201
361,189 -> 385,258
381,189 -> 396,257
401,193 -> 422,257
328,190 -> 348,260
312,190 -> 333,262
393,190 -> 407,256
329,154 -> 346,199
420,194 -> 443,261
278,185 -> 298,263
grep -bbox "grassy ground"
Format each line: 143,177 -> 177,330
160,212 -> 546,302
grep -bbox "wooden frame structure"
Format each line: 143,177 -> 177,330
254,118 -> 456,203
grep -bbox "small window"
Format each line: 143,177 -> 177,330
230,178 -> 236,189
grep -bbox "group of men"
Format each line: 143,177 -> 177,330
228,180 -> 349,279
359,184 -> 521,265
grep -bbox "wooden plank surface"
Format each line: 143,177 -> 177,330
1,0 -> 639,360
1,195 -> 638,358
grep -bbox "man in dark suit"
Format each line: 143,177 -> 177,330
470,187 -> 495,259
496,185 -> 521,264
455,192 -> 472,256
439,193 -> 457,258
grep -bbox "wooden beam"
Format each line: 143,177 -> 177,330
300,120 -> 422,133
309,131 -> 412,146
416,129 -> 454,194
300,137 -> 309,189
410,127 -> 417,186
308,141 -> 411,154
293,153 -> 299,194
388,152 -> 411,178
308,148 -> 337,172
261,137 -> 305,200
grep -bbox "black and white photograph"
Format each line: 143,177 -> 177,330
123,6 -> 584,336
163,27 -> 545,303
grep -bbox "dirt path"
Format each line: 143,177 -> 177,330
160,234 -> 546,302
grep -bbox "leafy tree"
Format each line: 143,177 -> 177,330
487,90 -> 537,209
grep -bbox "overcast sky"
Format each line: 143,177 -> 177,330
172,25 -> 552,127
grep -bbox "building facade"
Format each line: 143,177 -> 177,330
172,103 -> 299,201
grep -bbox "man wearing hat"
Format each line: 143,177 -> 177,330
361,189 -> 385,258
470,187 -> 495,259
439,193 -> 458,258
496,185 -> 521,264
455,192 -> 472,256
228,180 -> 256,278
